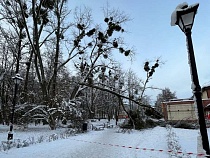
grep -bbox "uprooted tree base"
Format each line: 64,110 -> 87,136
121,110 -> 161,130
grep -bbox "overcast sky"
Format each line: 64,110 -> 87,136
68,0 -> 210,102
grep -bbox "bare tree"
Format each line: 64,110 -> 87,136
0,1 -> 162,130
155,87 -> 177,114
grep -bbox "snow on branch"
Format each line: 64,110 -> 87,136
22,105 -> 48,117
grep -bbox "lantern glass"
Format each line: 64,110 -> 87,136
178,11 -> 195,32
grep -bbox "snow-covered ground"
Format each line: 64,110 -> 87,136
0,119 -> 208,158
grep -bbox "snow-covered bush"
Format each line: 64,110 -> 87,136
0,128 -> 77,151
1,141 -> 14,151
14,99 -> 87,130
166,125 -> 191,158
174,121 -> 197,129
49,134 -> 58,142
125,110 -> 159,130
60,100 -> 87,130
37,135 -> 45,143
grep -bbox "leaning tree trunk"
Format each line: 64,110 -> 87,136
118,97 -> 135,129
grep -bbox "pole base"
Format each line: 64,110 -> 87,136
7,133 -> 13,140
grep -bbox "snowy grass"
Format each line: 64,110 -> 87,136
166,125 -> 191,158
0,120 -> 209,158
0,123 -> 76,151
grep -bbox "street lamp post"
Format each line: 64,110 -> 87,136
8,73 -> 23,140
171,2 -> 210,156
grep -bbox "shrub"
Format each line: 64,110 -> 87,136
125,110 -> 159,130
174,121 -> 196,129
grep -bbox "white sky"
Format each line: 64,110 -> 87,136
67,0 -> 210,102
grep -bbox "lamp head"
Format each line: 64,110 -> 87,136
171,3 -> 199,33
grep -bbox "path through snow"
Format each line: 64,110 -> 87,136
0,126 -> 169,158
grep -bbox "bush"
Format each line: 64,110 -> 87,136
125,110 -> 159,130
174,121 -> 196,129
145,119 -> 158,128
145,108 -> 162,119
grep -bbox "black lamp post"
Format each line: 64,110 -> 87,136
171,2 -> 210,156
8,73 -> 23,140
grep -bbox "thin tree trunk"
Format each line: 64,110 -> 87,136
23,50 -> 33,102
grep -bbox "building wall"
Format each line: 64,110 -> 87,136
162,100 -> 196,121
202,91 -> 208,99
207,89 -> 210,99
161,86 -> 210,121
202,86 -> 210,99
167,103 -> 197,121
